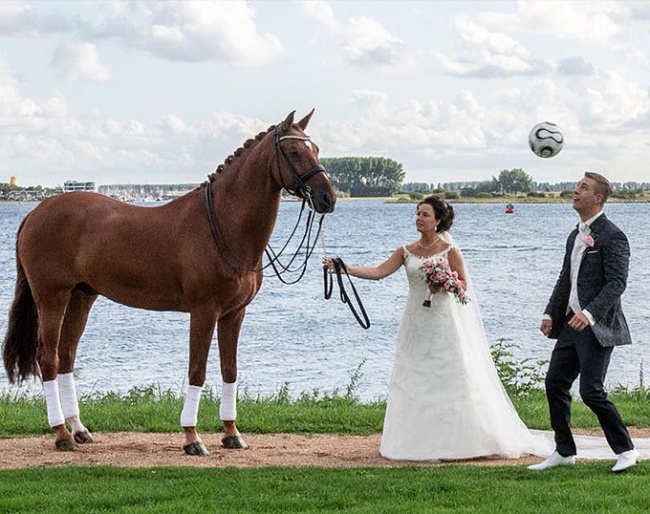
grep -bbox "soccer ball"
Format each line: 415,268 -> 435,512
528,122 -> 564,158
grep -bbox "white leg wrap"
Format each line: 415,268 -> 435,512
58,373 -> 80,419
180,385 -> 203,427
58,372 -> 87,434
219,381 -> 237,421
43,380 -> 65,428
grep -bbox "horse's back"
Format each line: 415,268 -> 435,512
18,192 -> 197,308
21,192 -> 142,260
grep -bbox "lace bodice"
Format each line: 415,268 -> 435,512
402,245 -> 453,299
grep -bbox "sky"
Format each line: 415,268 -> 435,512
1,0 -> 650,188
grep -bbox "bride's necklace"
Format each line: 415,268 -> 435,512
418,236 -> 439,250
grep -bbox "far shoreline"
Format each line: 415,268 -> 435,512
334,196 -> 650,204
2,195 -> 649,206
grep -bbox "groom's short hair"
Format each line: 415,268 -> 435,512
584,172 -> 612,203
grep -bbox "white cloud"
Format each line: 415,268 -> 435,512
435,17 -> 549,77
303,0 -> 413,70
516,0 -> 622,45
0,0 -> 71,37
130,0 -> 284,65
50,42 -> 110,82
343,16 -> 410,69
556,56 -> 595,76
578,70 -> 650,128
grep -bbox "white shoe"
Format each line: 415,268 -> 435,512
612,449 -> 640,473
528,451 -> 576,471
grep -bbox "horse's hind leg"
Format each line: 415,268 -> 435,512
35,291 -> 77,451
58,288 -> 98,445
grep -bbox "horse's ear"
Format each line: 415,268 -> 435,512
281,111 -> 296,132
297,109 -> 315,130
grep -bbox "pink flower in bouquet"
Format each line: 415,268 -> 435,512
421,258 -> 470,307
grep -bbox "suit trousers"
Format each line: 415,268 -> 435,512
545,316 -> 634,456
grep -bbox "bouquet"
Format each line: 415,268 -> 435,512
421,258 -> 470,307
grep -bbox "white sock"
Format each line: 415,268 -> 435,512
219,381 -> 237,421
57,372 -> 80,419
180,385 -> 203,427
43,380 -> 65,427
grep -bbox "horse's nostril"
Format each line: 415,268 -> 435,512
323,193 -> 334,211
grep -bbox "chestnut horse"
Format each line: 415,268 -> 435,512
2,110 -> 335,455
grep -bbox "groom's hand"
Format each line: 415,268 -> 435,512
568,312 -> 590,332
540,319 -> 552,337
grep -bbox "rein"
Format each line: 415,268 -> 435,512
202,122 -> 328,282
323,258 -> 371,330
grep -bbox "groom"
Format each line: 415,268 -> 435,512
529,171 -> 639,473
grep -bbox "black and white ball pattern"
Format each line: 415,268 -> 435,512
528,122 -> 564,158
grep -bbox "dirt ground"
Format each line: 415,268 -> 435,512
3,428 -> 649,469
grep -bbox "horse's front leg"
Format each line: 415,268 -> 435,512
216,308 -> 247,449
181,307 -> 218,456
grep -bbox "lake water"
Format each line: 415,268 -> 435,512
1,199 -> 648,401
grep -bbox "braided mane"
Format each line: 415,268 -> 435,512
203,125 -> 277,185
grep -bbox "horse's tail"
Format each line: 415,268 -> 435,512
2,220 -> 40,384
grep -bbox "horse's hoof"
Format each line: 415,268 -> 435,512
222,435 -> 248,449
73,430 -> 95,444
183,442 -> 209,456
55,438 -> 78,452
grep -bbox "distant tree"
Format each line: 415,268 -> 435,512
322,157 -> 405,197
461,179 -> 499,197
495,168 -> 533,194
402,182 -> 433,193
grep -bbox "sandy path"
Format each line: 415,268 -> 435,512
0,432 -> 538,469
4,428 -> 649,469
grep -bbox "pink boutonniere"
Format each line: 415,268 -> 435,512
584,232 -> 596,247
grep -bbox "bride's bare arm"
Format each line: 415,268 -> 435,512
326,248 -> 404,280
447,247 -> 468,290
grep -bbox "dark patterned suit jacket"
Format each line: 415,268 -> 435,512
544,213 -> 632,347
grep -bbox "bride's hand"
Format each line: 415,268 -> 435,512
428,284 -> 442,295
322,257 -> 335,273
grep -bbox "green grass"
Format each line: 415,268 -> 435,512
2,347 -> 649,514
1,464 -> 649,513
3,338 -> 650,437
1,388 -> 649,514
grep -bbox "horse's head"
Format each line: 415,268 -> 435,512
273,110 -> 336,214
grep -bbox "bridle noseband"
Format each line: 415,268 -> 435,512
273,125 -> 327,202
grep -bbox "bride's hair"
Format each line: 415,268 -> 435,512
419,196 -> 454,232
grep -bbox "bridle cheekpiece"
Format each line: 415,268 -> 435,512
274,125 -> 326,204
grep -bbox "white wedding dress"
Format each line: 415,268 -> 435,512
380,245 -> 553,461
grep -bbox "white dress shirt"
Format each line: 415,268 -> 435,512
567,210 -> 603,325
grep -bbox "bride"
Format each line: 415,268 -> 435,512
325,195 -> 551,461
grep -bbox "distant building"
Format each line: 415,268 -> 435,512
63,181 -> 95,193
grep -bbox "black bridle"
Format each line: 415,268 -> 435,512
273,124 -> 327,203
203,123 -> 328,283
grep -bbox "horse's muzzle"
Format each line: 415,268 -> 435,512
312,190 -> 336,214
